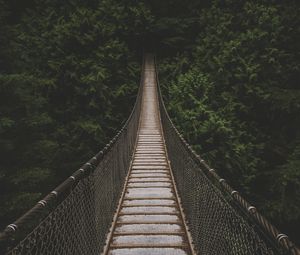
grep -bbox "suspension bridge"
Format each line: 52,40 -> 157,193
0,54 -> 299,255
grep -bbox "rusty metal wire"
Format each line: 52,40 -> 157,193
0,59 -> 145,255
155,57 -> 300,255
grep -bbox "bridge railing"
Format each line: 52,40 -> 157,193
155,57 -> 300,255
0,58 -> 145,255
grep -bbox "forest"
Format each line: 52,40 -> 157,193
0,0 -> 299,245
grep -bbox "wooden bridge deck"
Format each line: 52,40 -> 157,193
103,55 -> 194,255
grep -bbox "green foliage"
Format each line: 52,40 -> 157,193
0,0 -> 154,228
167,70 -> 261,191
158,0 -> 300,242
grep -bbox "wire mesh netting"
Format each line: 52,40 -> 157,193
160,121 -> 274,254
156,66 -> 294,254
0,62 -> 144,255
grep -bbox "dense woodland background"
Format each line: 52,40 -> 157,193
0,0 -> 299,244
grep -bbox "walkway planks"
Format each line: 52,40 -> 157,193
103,55 -> 194,255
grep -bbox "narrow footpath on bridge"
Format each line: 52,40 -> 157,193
102,55 -> 195,255
2,54 -> 298,255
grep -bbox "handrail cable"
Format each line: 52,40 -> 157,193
155,55 -> 300,255
0,54 -> 145,254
